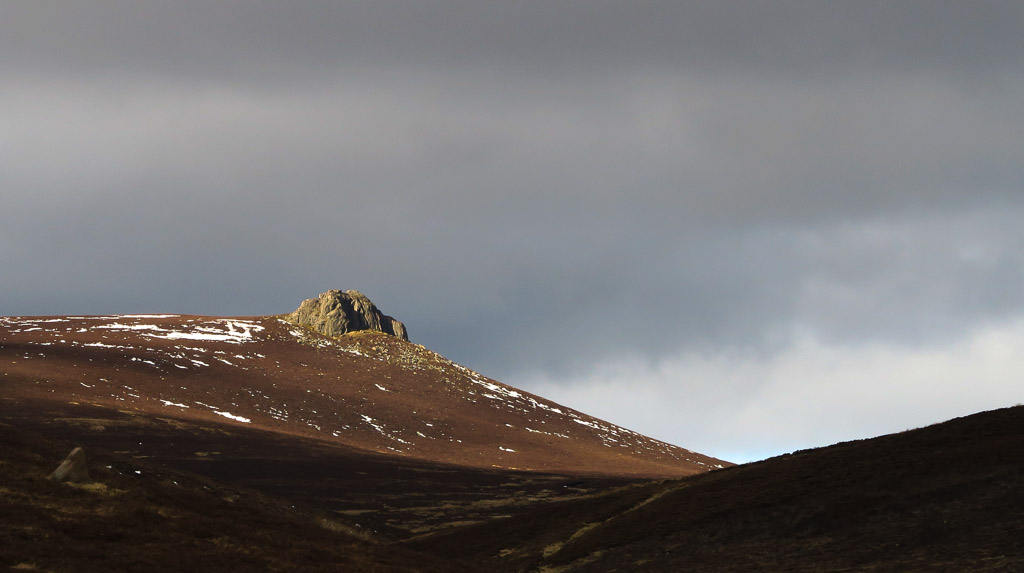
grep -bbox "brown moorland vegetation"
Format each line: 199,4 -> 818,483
0,396 -> 639,541
0,314 -> 727,478
408,405 -> 1024,571
4,312 -> 1022,571
0,421 -> 478,572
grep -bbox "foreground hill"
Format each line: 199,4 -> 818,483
6,399 -> 1020,572
0,311 -> 726,477
408,405 -> 1024,571
0,418 -> 478,572
0,396 -> 638,540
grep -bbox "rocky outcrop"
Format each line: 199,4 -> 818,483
50,447 -> 90,483
285,290 -> 408,341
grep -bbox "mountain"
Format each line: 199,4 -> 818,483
1,291 -> 729,571
0,296 -> 727,477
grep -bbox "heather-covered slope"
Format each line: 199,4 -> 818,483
0,396 -> 636,543
5,311 -> 1020,572
0,419 -> 478,572
409,405 -> 1024,572
0,313 -> 727,477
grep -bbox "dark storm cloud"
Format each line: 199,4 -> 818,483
3,1 -> 1023,81
3,0 -> 1024,386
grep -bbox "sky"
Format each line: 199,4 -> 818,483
3,1 -> 1023,463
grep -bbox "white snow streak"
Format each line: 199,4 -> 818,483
214,411 -> 251,423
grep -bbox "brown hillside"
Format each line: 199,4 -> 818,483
0,313 -> 727,477
0,396 -> 638,540
4,312 -> 1021,571
0,418 -> 480,572
408,405 -> 1024,572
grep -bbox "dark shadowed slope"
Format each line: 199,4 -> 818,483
407,405 -> 1024,572
0,421 -> 478,573
0,396 -> 638,540
0,314 -> 727,477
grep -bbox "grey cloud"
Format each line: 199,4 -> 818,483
3,2 -> 1023,82
418,200 -> 1024,378
3,1 -> 1024,387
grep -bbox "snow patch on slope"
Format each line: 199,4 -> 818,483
215,411 -> 251,423
94,319 -> 264,343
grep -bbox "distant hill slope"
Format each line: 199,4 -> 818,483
0,313 -> 727,477
408,405 -> 1024,572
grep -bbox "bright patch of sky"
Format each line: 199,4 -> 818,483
518,320 -> 1024,463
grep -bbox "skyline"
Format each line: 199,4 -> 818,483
4,1 -> 1023,462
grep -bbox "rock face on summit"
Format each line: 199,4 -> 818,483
286,290 -> 408,341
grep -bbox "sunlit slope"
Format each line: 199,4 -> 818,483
1,314 -> 728,477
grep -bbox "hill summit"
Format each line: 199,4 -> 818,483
285,289 -> 408,341
2,308 -> 727,476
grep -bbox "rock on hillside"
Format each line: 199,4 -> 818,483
285,289 -> 408,341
